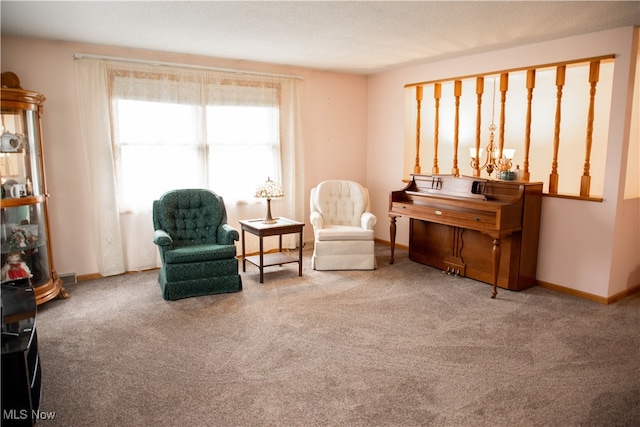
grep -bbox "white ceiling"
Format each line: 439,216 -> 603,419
2,1 -> 639,75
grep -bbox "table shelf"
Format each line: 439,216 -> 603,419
245,252 -> 299,269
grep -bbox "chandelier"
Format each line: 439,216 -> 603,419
469,77 -> 515,178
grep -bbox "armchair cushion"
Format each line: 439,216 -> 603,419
153,190 -> 226,246
314,226 -> 374,241
163,243 -> 238,264
312,180 -> 370,226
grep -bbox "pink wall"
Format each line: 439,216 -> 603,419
1,37 -> 368,276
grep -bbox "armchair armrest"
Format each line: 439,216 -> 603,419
310,211 -> 324,230
218,224 -> 239,245
153,229 -> 173,247
361,212 -> 377,230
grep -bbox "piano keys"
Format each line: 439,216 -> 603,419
389,174 -> 543,298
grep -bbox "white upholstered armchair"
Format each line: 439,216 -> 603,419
309,180 -> 377,270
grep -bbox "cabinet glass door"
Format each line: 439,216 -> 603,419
1,203 -> 51,286
1,107 -> 44,198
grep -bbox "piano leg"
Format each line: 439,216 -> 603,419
389,216 -> 397,264
491,238 -> 501,298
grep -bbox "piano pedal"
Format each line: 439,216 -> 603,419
444,267 -> 462,276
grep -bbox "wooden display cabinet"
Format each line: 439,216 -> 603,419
1,72 -> 68,305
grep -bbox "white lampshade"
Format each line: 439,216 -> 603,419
254,177 -> 284,200
469,147 -> 485,158
502,149 -> 516,159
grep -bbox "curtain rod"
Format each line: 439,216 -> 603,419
73,53 -> 304,80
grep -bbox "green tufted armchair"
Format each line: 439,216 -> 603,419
152,189 -> 242,300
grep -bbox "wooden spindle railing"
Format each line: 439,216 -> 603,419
498,73 -> 508,158
523,69 -> 535,182
472,77 -> 484,177
549,65 -> 565,194
414,86 -> 423,174
404,54 -> 613,200
452,80 -> 462,176
433,83 -> 441,174
580,60 -> 600,197
471,77 -> 484,176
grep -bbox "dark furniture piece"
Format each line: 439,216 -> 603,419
1,278 -> 40,426
152,189 -> 242,300
239,217 -> 304,283
389,174 -> 542,298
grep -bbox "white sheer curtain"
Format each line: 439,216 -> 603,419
75,60 -> 126,276
75,58 -> 304,276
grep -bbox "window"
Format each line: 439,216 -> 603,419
111,75 -> 281,212
75,58 -> 302,274
206,105 -> 280,200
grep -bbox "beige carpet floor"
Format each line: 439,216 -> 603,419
34,245 -> 639,426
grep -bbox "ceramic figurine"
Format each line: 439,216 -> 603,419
1,251 -> 33,282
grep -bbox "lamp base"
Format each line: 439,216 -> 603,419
262,199 -> 277,224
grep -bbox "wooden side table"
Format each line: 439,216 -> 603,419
239,217 -> 305,283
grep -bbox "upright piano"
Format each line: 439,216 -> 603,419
389,174 -> 543,298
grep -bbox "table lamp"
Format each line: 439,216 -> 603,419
255,177 -> 284,224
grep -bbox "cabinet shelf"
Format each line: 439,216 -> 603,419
1,241 -> 46,256
0,195 -> 46,208
0,148 -> 25,155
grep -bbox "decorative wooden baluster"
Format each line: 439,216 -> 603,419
498,73 -> 508,158
414,85 -> 423,174
580,60 -> 600,197
549,65 -> 565,194
433,83 -> 441,174
452,80 -> 462,176
523,69 -> 535,182
473,77 -> 484,177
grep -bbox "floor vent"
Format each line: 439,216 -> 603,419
59,273 -> 77,285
